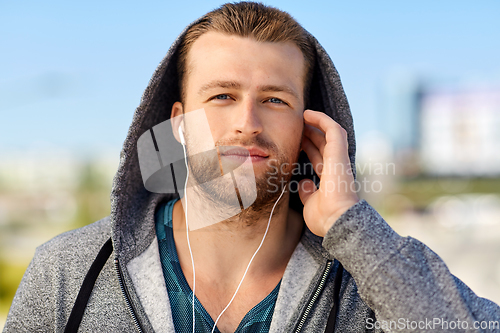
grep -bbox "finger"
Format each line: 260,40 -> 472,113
298,179 -> 317,205
304,110 -> 350,169
303,123 -> 326,156
303,110 -> 347,145
301,136 -> 324,176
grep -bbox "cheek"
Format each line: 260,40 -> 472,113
202,111 -> 225,143
183,108 -> 221,153
285,113 -> 304,137
272,114 -> 304,150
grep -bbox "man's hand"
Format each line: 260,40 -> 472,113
298,110 -> 359,237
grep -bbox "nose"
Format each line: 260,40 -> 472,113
232,98 -> 263,137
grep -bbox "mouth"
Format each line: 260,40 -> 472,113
219,146 -> 269,163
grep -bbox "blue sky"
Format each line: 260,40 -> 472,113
1,0 -> 499,155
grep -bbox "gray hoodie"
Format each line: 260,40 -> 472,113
4,14 -> 500,333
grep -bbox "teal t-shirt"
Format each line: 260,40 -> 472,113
155,198 -> 281,333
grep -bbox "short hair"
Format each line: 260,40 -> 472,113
177,1 -> 315,106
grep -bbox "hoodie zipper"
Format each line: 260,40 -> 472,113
294,260 -> 333,333
114,258 -> 144,333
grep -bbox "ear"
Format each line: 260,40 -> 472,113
171,101 -> 184,144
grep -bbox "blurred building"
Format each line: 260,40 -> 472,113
379,72 -> 500,177
378,70 -> 421,156
420,87 -> 500,176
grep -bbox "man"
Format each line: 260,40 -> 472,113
4,2 -> 500,332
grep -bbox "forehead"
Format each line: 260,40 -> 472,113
184,31 -> 305,94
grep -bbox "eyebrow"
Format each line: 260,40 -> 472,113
260,84 -> 299,100
198,80 -> 241,95
198,80 -> 299,100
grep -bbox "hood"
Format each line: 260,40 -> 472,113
109,17 -> 356,263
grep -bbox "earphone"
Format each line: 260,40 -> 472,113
178,124 -> 287,333
178,125 -> 186,146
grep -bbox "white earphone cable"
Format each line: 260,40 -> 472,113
180,141 -> 196,333
181,129 -> 287,333
210,185 -> 287,333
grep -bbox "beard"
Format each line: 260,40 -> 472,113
184,134 -> 301,227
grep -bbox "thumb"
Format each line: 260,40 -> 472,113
298,179 -> 318,205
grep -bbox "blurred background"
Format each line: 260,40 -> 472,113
1,0 -> 500,327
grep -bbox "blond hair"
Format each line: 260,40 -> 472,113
177,2 -> 315,105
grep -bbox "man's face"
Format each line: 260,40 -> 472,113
172,31 -> 305,214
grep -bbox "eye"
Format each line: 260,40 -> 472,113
213,94 -> 231,100
266,97 -> 288,105
207,94 -> 234,103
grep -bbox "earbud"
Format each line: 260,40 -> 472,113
178,125 -> 185,146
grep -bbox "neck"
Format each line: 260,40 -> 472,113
171,191 -> 303,291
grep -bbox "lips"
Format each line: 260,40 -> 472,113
220,146 -> 269,158
218,146 -> 270,166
